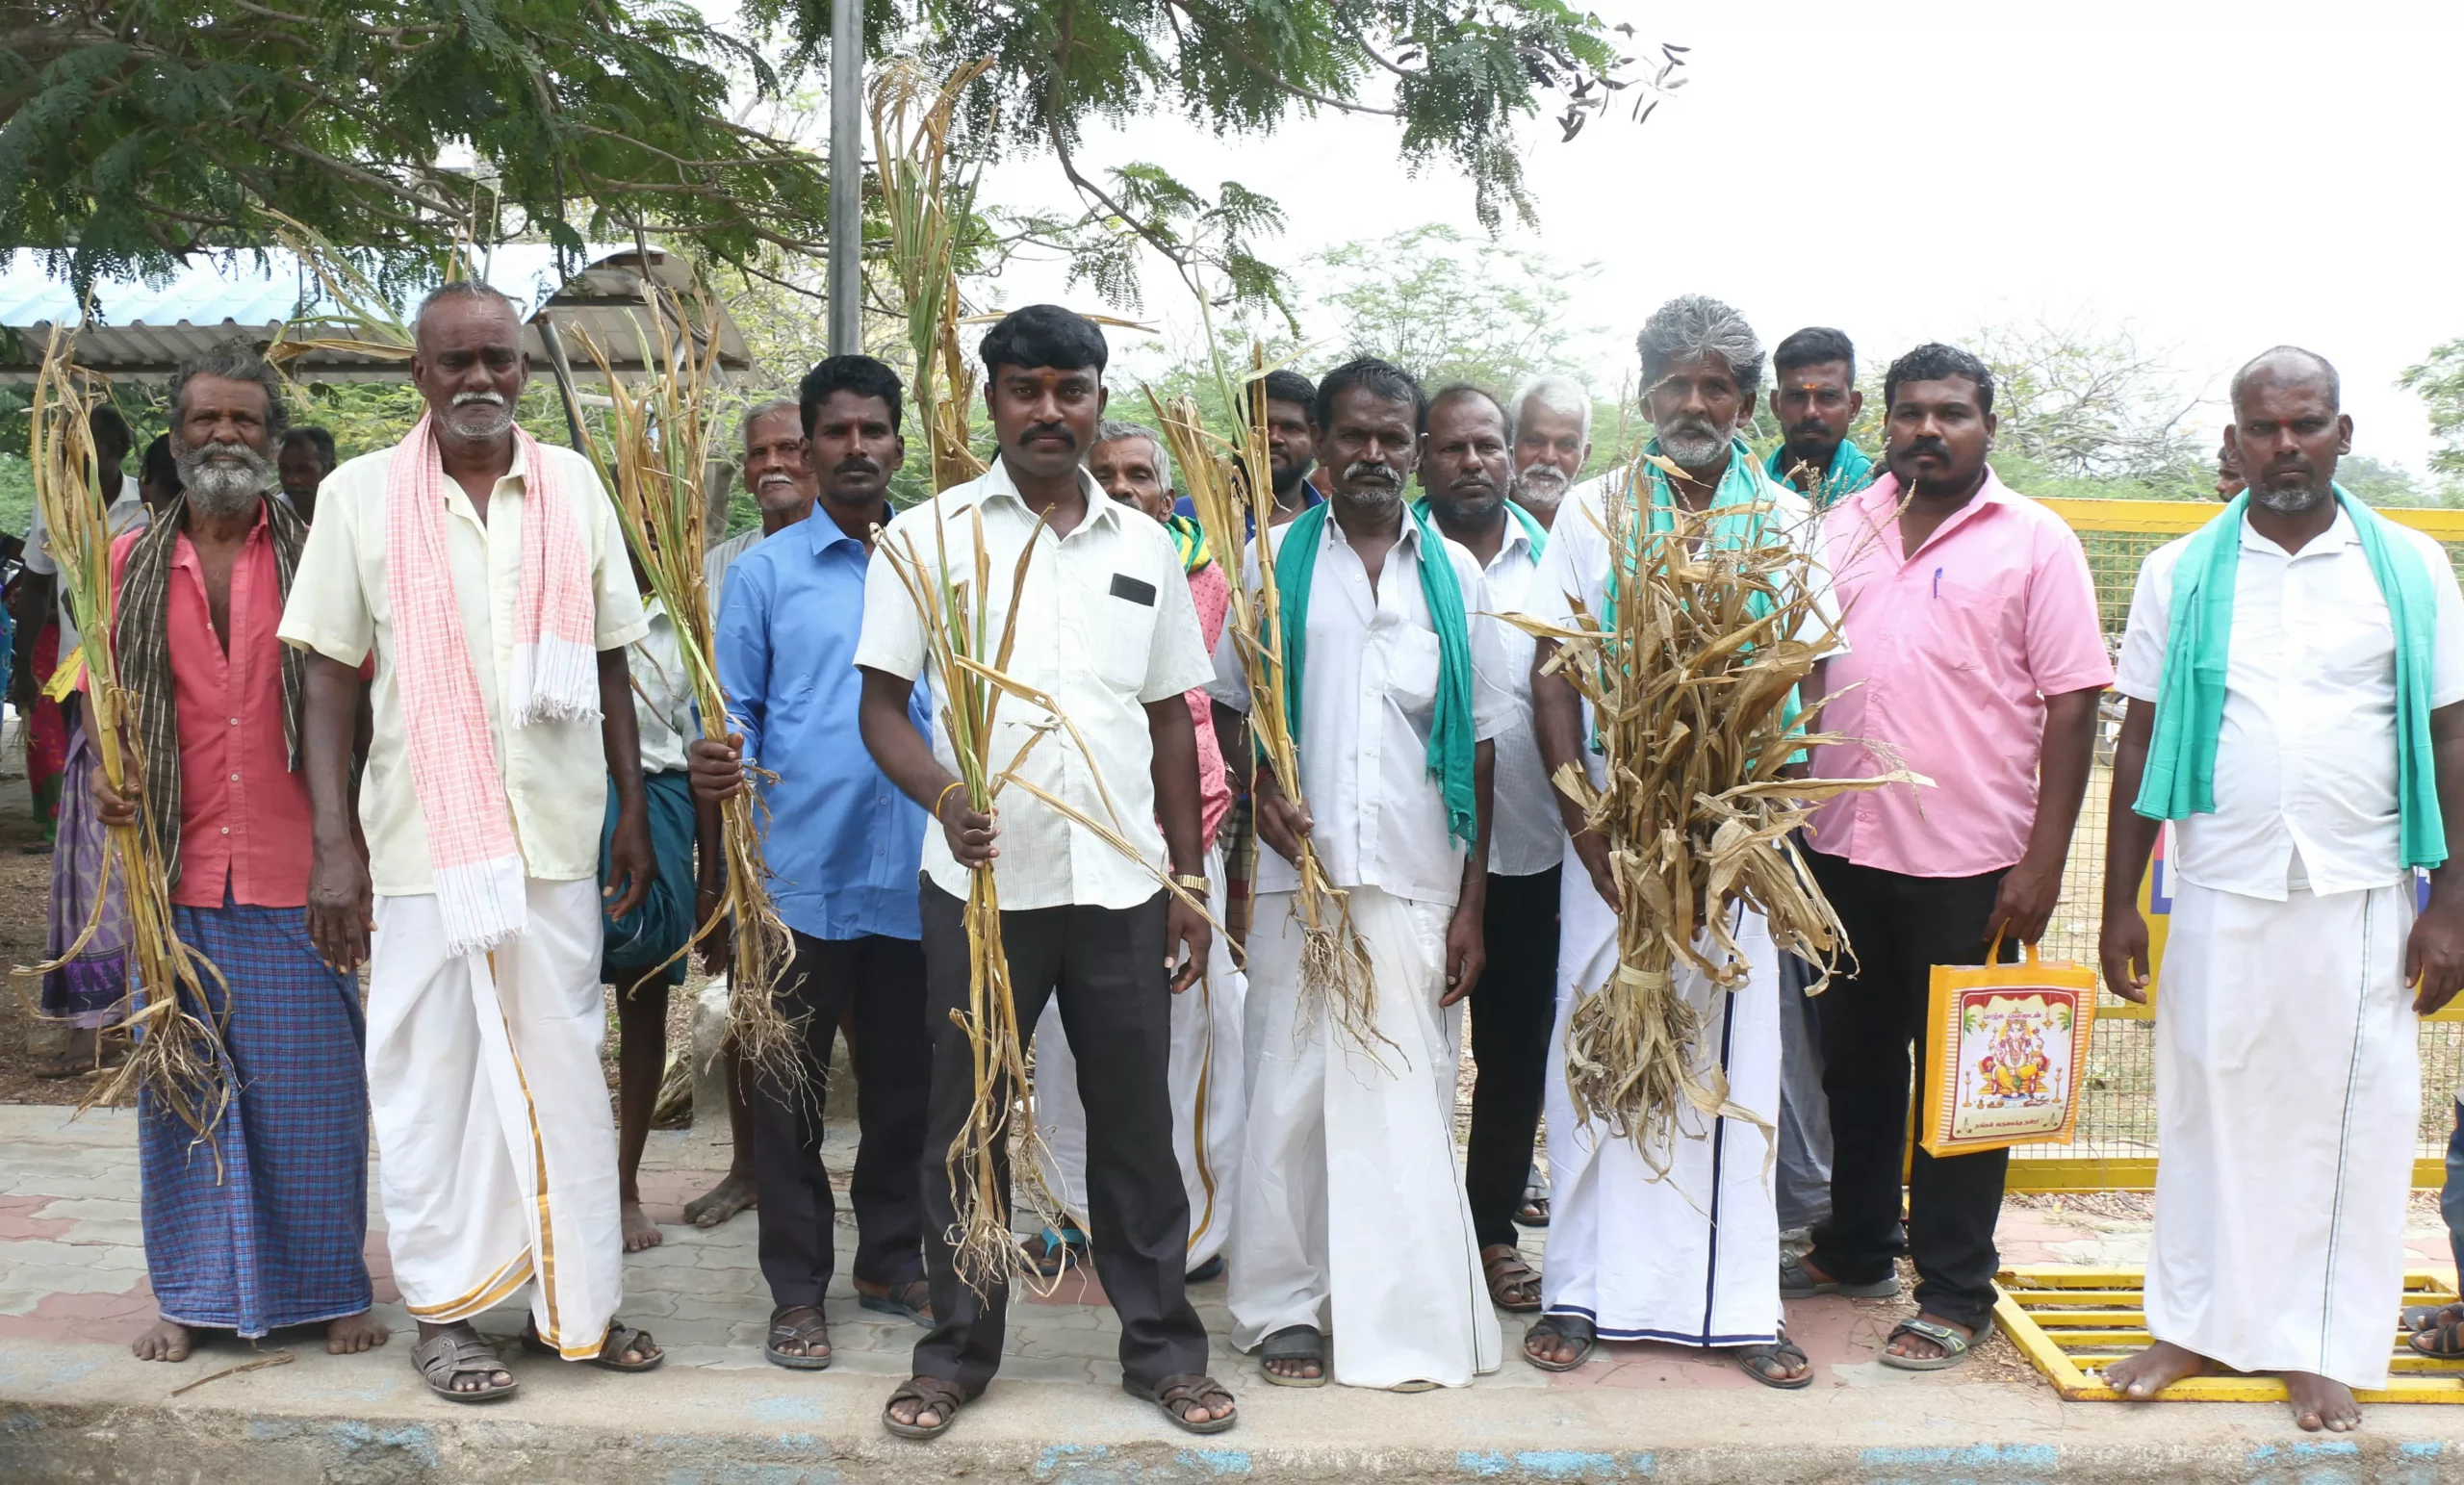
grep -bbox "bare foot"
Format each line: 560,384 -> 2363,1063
1886,1313 -> 1972,1363
888,1393 -> 947,1430
326,1310 -> 392,1354
682,1171 -> 756,1228
2284,1370 -> 2360,1432
130,1317 -> 192,1362
1524,1326 -> 1588,1369
621,1199 -> 663,1252
2103,1340 -> 2209,1398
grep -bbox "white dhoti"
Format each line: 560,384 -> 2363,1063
1034,851 -> 1248,1267
2145,879 -> 2418,1391
367,877 -> 625,1359
1228,884 -> 1501,1388
1541,849 -> 1783,1345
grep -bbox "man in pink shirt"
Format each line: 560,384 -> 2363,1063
1788,343 -> 2111,1370
94,347 -> 389,1365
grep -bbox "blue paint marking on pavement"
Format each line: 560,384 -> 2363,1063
749,1395 -> 823,1423
1036,1443 -> 1109,1480
1455,1452 -> 1637,1481
2400,1441 -> 2445,1457
242,1419 -> 443,1471
1176,1447 -> 1254,1475
41,1361 -> 96,1386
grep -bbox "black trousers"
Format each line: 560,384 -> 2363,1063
913,882 -> 1208,1396
1803,850 -> 2015,1334
1465,865 -> 1561,1249
751,931 -> 932,1309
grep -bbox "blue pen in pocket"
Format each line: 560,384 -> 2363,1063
1933,566 -> 1942,599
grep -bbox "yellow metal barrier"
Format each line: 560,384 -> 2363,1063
1999,498 -> 2464,1191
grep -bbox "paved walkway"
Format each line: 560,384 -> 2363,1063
7,1103 -> 2464,1482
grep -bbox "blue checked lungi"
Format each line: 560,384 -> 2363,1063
140,893 -> 372,1336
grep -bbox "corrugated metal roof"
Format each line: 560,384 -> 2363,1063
0,244 -> 754,384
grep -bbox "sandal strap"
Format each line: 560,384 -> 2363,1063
1889,1318 -> 1970,1355
892,1374 -> 968,1411
1152,1372 -> 1233,1414
1261,1324 -> 1322,1360
1529,1313 -> 1596,1343
415,1332 -> 503,1380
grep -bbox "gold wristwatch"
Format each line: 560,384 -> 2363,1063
1171,873 -> 1212,895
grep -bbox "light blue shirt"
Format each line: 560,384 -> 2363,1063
716,507 -> 929,941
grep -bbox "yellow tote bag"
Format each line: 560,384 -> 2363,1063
1919,935 -> 2099,1159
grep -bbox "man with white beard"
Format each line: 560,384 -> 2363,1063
95,347 -> 390,1363
1505,374 -> 1592,533
705,399 -> 820,613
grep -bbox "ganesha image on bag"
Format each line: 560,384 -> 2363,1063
1952,993 -> 2077,1139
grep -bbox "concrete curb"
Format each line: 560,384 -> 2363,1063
10,1339 -> 2464,1483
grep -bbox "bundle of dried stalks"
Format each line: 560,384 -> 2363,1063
563,290 -> 801,1083
873,57 -> 992,493
15,330 -> 236,1141
1147,354 -> 1380,1054
1503,457 -> 1915,1169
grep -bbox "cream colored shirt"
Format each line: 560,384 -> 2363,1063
854,460 -> 1214,911
277,435 -> 650,894
629,599 -> 694,775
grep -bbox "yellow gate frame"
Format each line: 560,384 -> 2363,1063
2001,499 -> 2464,1193
1996,1266 -> 2464,1403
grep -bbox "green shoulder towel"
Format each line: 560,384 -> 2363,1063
1406,496 -> 1549,557
2133,484 -> 2446,869
1275,498 -> 1479,847
1764,439 -> 1873,509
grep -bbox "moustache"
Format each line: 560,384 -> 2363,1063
1344,460 -> 1401,489
1789,420 -> 1830,440
1902,438 -> 1950,463
833,458 -> 882,480
1023,422 -> 1076,449
451,391 -> 507,408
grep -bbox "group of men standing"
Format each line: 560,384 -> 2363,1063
87,274 -> 2451,1439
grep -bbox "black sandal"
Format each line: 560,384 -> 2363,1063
1125,1372 -> 1237,1434
857,1278 -> 934,1328
411,1328 -> 517,1403
2416,1308 -> 2464,1359
884,1374 -> 968,1440
765,1304 -> 832,1370
523,1317 -> 663,1371
1735,1330 -> 1813,1390
1258,1323 -> 1326,1387
1521,1313 -> 1596,1371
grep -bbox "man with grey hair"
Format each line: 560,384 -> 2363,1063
282,278 -> 662,1399
92,346 -> 389,1364
1524,294 -> 1832,1389
1506,374 -> 1591,526
704,397 -> 819,613
2099,346 -> 2464,1430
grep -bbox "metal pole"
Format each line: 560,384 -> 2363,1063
826,0 -> 862,356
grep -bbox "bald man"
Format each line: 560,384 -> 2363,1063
2101,346 -> 2464,1431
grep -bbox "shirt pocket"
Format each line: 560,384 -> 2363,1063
1917,574 -> 2018,673
1091,572 -> 1164,693
1386,625 -> 1443,720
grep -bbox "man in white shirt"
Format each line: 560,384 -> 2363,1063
281,281 -> 661,1400
704,398 -> 819,613
1416,383 -> 1563,1313
1221,357 -> 1514,1391
855,305 -> 1234,1440
1525,296 -> 1831,1390
2101,346 -> 2464,1432
1505,373 -> 1591,527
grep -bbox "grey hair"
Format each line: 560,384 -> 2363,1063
1094,419 -> 1171,490
738,397 -> 803,450
1508,373 -> 1592,447
167,344 -> 289,444
412,278 -> 523,346
2230,345 -> 2340,416
1636,294 -> 1765,399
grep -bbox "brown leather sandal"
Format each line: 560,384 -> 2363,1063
412,1328 -> 517,1403
884,1374 -> 969,1440
1481,1243 -> 1543,1313
1125,1372 -> 1237,1434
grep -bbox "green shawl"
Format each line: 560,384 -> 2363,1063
2132,485 -> 2446,869
1764,439 -> 1873,509
1407,496 -> 1549,557
1275,497 -> 1479,847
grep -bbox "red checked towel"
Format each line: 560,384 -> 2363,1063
384,414 -> 601,956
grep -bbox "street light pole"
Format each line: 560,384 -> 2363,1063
826,0 -> 862,356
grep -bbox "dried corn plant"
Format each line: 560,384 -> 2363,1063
873,57 -> 992,492
15,330 -> 237,1142
1148,368 -> 1381,1053
1502,455 -> 1919,1170
564,291 -> 801,1083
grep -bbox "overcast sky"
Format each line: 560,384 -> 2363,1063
968,0 -> 2464,474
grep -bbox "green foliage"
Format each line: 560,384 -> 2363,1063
2400,338 -> 2464,480
1,1 -> 834,293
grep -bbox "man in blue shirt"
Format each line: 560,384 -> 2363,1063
688,354 -> 934,1370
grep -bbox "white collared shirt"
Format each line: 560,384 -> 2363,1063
278,436 -> 650,893
1461,512 -> 1564,878
1216,510 -> 1518,908
854,459 -> 1214,911
2115,505 -> 2464,901
26,474 -> 149,650
629,599 -> 694,775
